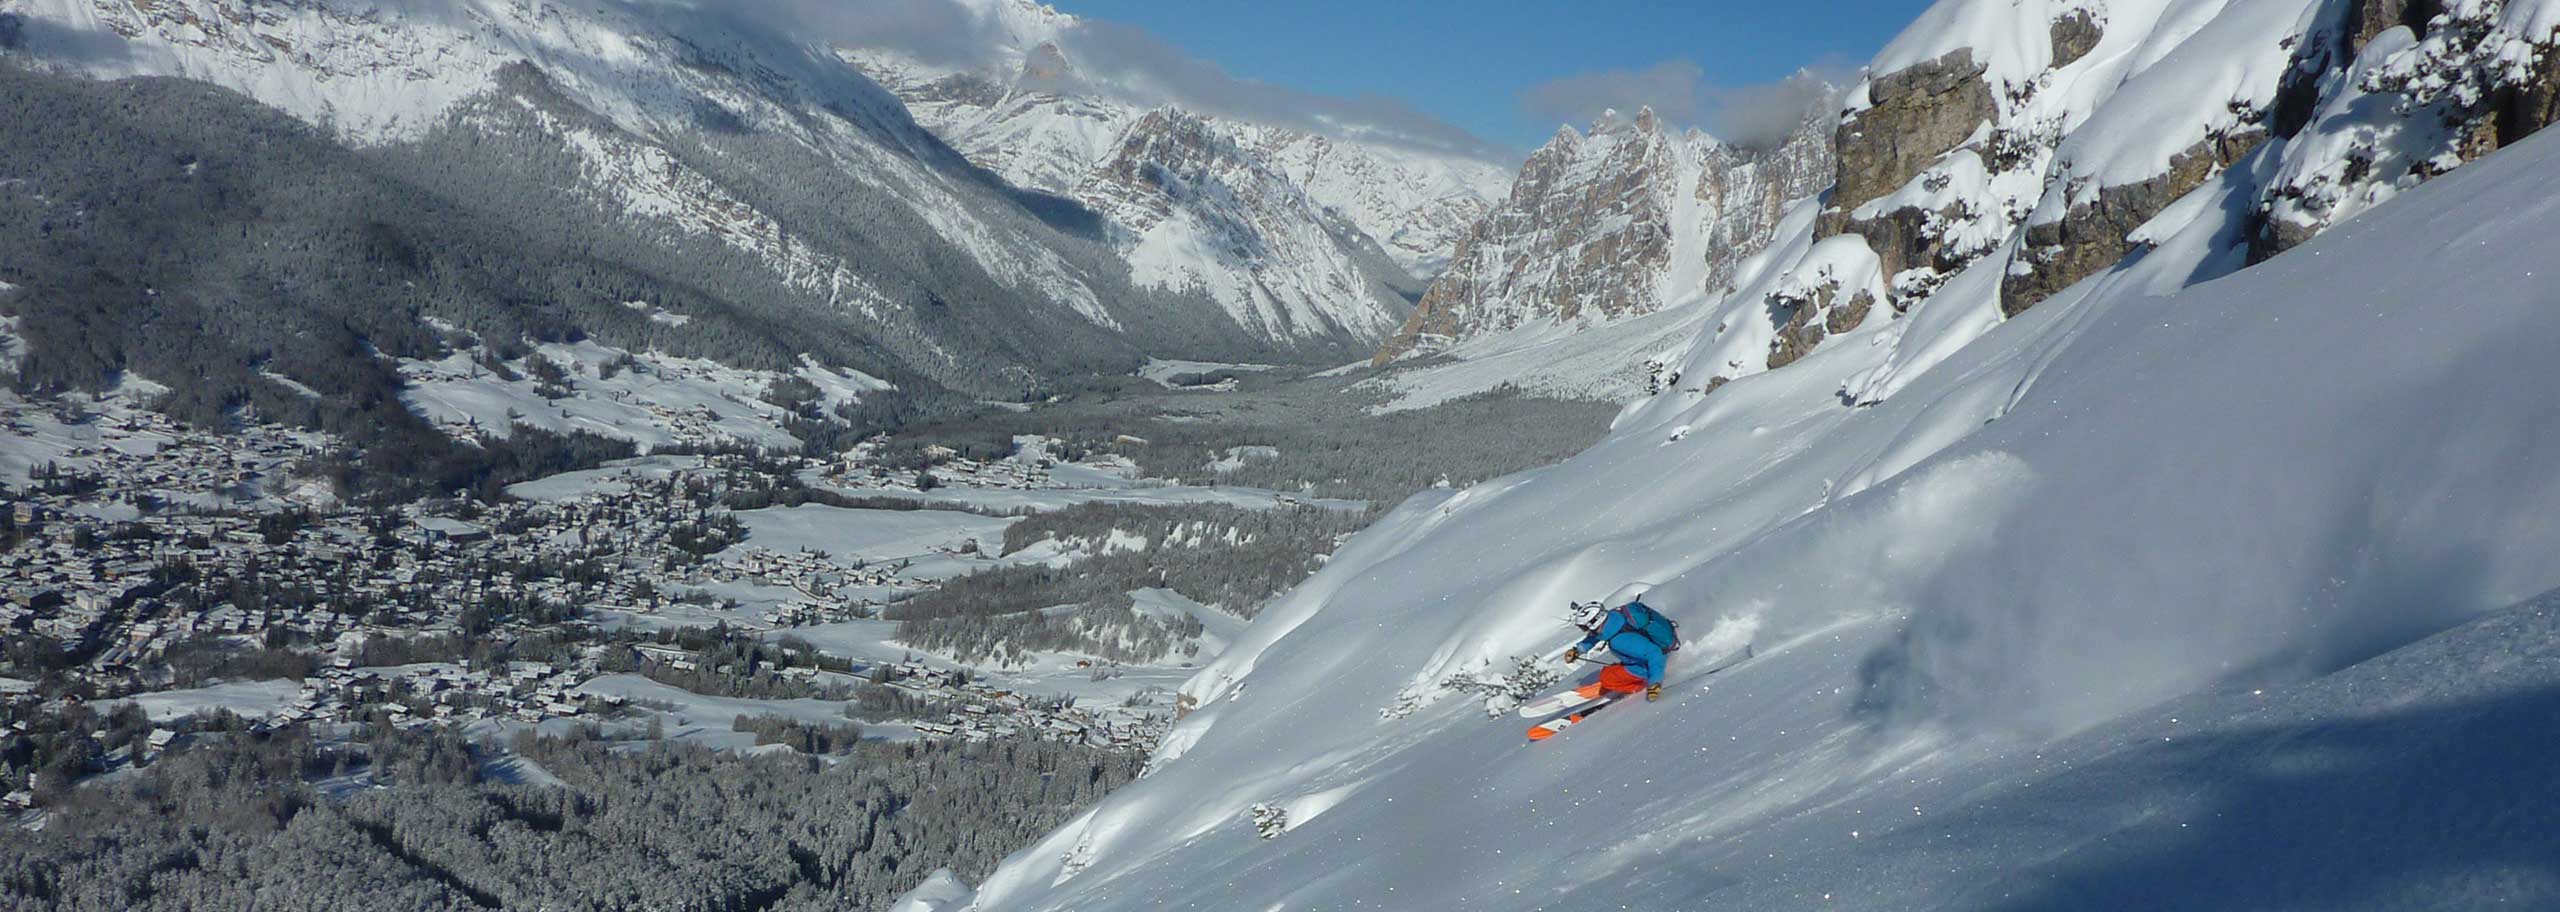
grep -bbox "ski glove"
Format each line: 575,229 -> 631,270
1563,647 -> 1580,664
1645,683 -> 1663,702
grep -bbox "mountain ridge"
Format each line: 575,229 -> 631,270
0,0 -> 1373,404
839,0 -> 1514,350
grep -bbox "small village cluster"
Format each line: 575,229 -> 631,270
872,657 -> 1169,749
823,435 -> 1063,493
711,545 -> 909,627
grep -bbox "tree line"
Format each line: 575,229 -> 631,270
0,719 -> 1144,911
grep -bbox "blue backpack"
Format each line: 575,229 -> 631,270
1617,600 -> 1680,652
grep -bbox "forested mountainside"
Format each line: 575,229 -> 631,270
0,721 -> 1143,911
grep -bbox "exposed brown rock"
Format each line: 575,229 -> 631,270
1020,42 -> 1073,84
2497,40 -> 2560,144
1821,50 -> 1994,241
2004,128 -> 2264,315
2348,0 -> 2442,52
1824,288 -> 1874,335
1840,201 -> 1975,296
2049,10 -> 2104,69
1764,281 -> 1876,370
1084,109 -> 1229,229
1694,119 -> 1839,293
1375,109 -> 1684,364
906,72 -> 1008,109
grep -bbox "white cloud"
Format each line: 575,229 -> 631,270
1520,59 -> 1852,149
763,0 -> 1511,162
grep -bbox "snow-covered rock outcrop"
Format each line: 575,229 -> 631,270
1820,0 -> 2560,333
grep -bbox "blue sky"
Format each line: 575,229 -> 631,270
1045,0 -> 1933,153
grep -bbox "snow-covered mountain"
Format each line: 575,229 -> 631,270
840,0 -> 1514,345
0,0 -> 1331,398
1362,0 -> 2560,411
1373,105 -> 1835,363
935,0 -> 2560,908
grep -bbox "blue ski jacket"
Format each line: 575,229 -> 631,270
1574,610 -> 1668,684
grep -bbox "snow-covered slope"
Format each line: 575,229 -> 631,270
1375,105 -> 1835,363
1370,0 -> 2560,408
841,0 -> 1513,345
956,68 -> 2560,912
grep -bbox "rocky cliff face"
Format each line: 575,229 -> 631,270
1073,107 -> 1416,342
1373,106 -> 1834,363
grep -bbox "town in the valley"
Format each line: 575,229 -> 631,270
0,390 -> 1210,812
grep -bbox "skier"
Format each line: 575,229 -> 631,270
1561,588 -> 1680,702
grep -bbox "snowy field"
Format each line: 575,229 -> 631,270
399,341 -> 889,450
571,674 -> 915,750
1204,445 -> 1279,474
502,455 -> 708,501
1129,588 -> 1244,658
773,612 -> 1205,714
1138,358 -> 1278,387
593,603 -> 1206,721
1359,300 -> 1708,412
0,392 -> 164,487
722,504 -> 1020,577
593,595 -> 811,633
958,94 -> 2560,912
107,680 -> 303,724
813,463 -> 1362,514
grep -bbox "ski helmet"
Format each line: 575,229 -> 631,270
1567,600 -> 1607,630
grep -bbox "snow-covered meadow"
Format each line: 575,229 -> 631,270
570,674 -> 915,750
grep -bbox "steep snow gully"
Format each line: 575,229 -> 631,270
954,107 -> 2560,911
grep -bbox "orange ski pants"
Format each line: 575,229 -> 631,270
1574,663 -> 1647,698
